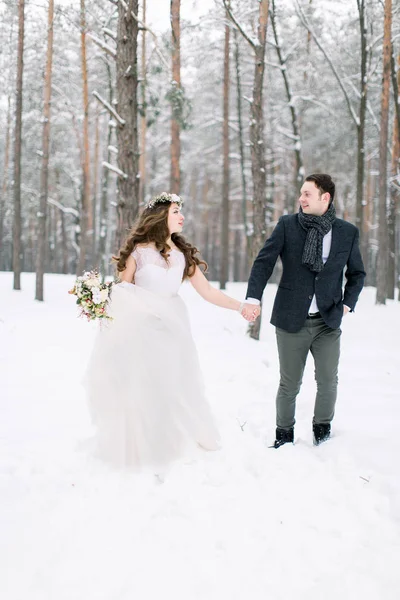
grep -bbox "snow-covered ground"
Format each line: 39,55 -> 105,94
1,272 -> 399,600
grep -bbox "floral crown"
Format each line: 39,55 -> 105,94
145,192 -> 183,210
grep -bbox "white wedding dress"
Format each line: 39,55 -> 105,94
83,245 -> 220,469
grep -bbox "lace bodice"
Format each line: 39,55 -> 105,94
131,245 -> 185,297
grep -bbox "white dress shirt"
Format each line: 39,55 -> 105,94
308,230 -> 332,313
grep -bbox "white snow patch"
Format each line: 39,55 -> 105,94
0,273 -> 400,600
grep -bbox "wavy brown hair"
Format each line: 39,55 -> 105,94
112,201 -> 207,280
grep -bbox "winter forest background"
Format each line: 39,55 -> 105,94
0,0 -> 399,309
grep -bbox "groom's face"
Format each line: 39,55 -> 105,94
299,181 -> 330,216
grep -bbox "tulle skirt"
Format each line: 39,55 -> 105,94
83,282 -> 220,470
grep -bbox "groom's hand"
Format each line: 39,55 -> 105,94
241,303 -> 261,322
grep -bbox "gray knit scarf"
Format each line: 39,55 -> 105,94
298,202 -> 336,272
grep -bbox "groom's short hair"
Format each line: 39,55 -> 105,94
305,174 -> 335,203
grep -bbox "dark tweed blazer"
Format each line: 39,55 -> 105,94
246,214 -> 366,333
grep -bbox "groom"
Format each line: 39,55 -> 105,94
241,174 -> 365,447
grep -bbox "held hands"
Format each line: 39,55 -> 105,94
240,303 -> 261,322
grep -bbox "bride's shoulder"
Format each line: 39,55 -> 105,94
132,243 -> 157,255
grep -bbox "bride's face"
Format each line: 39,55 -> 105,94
167,202 -> 185,234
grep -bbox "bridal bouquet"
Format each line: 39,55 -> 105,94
68,270 -> 113,321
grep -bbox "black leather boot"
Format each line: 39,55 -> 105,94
313,422 -> 331,446
272,427 -> 294,449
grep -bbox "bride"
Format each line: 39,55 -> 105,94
84,192 -> 257,470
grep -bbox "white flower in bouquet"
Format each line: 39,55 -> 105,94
86,277 -> 100,288
69,270 -> 113,322
100,289 -> 109,302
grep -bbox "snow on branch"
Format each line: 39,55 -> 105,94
102,27 -> 116,41
47,197 -> 79,218
265,61 -> 285,70
294,0 -> 360,128
296,95 -> 337,117
119,0 -> 169,70
103,161 -> 128,179
282,41 -> 300,64
87,33 -> 116,59
222,0 -> 258,50
243,95 -> 253,104
276,126 -> 300,142
93,91 -> 125,126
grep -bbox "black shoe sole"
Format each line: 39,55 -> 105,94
269,440 -> 294,449
313,435 -> 330,446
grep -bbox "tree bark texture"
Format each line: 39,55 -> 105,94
376,0 -> 392,305
0,95 -> 12,270
220,13 -> 230,290
170,0 -> 181,194
249,1 -> 269,263
388,51 -> 400,299
98,61 -> 114,278
139,0 -> 147,206
35,0 -> 54,301
233,29 -> 249,260
77,0 -> 92,274
13,0 -> 25,290
356,0 -> 368,258
116,0 -> 140,248
270,0 -> 303,204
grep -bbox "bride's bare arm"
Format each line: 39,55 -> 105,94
189,266 -> 241,311
119,255 -> 137,283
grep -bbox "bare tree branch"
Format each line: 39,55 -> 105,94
294,0 -> 360,127
93,90 -> 125,125
102,27 -> 116,41
47,196 -> 79,218
103,161 -> 128,179
87,33 -> 116,58
222,0 -> 257,50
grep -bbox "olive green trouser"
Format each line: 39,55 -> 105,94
275,315 -> 341,430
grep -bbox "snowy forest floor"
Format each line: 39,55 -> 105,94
1,272 -> 400,600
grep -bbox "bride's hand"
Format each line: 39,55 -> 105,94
241,303 -> 260,322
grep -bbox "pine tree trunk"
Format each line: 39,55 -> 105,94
92,104 -> 100,266
271,0 -> 303,201
35,0 -> 54,301
77,0 -> 92,274
115,0 -> 140,248
61,210 -> 68,274
249,0 -> 269,260
224,0 -> 269,338
139,0 -> 147,206
356,0 -> 368,259
98,52 -> 114,277
248,0 -> 269,340
202,177 -> 210,265
233,29 -> 250,263
364,156 -> 373,285
376,0 -> 392,305
304,0 -> 312,83
0,95 -> 12,271
170,0 -> 181,194
12,0 -> 25,290
233,228 -> 241,281
388,51 -> 400,299
220,13 -> 230,290
189,168 -> 197,244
